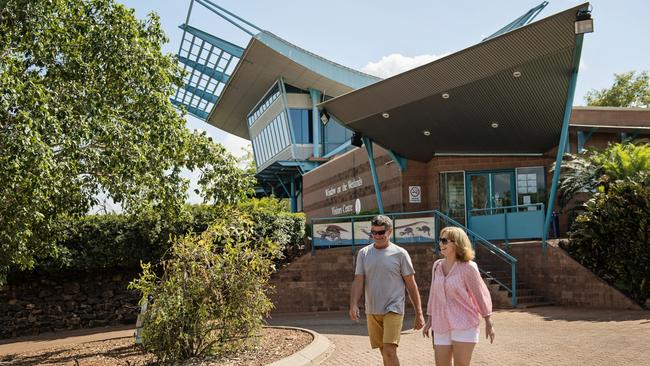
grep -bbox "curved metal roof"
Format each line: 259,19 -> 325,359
319,3 -> 590,161
207,31 -> 380,139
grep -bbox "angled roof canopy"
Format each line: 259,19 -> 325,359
319,3 -> 590,162
207,31 -> 380,139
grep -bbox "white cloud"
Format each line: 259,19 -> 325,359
361,53 -> 449,78
220,133 -> 251,158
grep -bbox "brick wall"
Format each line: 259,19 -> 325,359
508,241 -> 641,310
270,244 -> 438,313
271,241 -> 642,313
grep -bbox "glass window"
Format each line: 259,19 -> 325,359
289,109 -> 313,143
323,119 -> 353,155
440,172 -> 466,225
515,167 -> 545,211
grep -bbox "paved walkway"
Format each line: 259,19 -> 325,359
268,307 -> 650,366
1,307 -> 648,365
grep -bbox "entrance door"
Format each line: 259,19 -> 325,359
467,171 -> 515,215
467,171 -> 515,239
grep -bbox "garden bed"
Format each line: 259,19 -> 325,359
0,327 -> 312,365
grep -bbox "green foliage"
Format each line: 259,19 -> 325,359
11,201 -> 304,275
128,209 -> 280,363
556,142 -> 650,210
567,177 -> 650,306
585,71 -> 650,107
0,0 -> 254,280
237,197 -> 306,265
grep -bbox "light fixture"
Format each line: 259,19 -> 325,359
423,130 -> 431,136
442,92 -> 450,99
351,131 -> 363,147
320,109 -> 330,125
382,112 -> 390,119
575,8 -> 593,34
513,71 -> 522,78
491,122 -> 499,129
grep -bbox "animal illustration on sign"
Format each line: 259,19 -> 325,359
359,221 -> 432,242
416,225 -> 431,237
316,225 -> 349,241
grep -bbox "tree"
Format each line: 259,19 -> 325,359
585,71 -> 650,107
0,0 -> 254,280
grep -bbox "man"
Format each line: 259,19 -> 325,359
349,215 -> 425,366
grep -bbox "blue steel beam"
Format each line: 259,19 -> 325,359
181,84 -> 218,103
177,56 -> 231,84
195,0 -> 262,36
577,128 -> 598,153
483,1 -> 548,41
323,140 -> 351,158
179,24 -> 245,57
542,34 -> 585,250
170,99 -> 209,120
362,137 -> 385,214
290,176 -> 297,213
387,150 -> 408,172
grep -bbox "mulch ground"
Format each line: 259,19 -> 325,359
0,327 -> 312,366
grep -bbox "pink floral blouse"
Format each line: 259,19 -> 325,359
426,259 -> 492,333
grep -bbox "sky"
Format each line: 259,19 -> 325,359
109,0 -> 649,207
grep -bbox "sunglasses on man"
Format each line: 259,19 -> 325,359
370,229 -> 387,236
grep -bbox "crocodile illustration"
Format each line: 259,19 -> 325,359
317,224 -> 349,241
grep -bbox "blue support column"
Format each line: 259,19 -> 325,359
387,149 -> 408,171
577,128 -> 597,153
362,137 -> 385,214
542,34 -> 585,251
309,89 -> 322,158
290,175 -> 297,213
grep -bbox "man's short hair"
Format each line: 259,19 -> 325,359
371,215 -> 392,229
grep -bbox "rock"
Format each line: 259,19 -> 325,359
63,282 -> 80,294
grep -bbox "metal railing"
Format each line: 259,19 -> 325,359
310,210 -> 518,307
468,203 -> 545,247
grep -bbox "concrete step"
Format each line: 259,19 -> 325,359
515,295 -> 546,303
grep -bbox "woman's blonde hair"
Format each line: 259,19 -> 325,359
440,226 -> 475,262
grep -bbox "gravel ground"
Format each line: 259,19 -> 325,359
0,327 -> 312,366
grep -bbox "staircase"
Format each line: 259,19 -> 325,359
479,261 -> 554,309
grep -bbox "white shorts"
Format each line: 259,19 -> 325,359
433,327 -> 480,345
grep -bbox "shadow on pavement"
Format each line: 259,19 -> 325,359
507,306 -> 650,323
267,311 -> 425,336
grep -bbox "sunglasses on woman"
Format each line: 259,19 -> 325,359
439,237 -> 454,244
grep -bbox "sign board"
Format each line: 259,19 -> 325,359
409,186 -> 422,203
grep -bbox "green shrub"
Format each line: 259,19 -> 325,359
568,175 -> 650,306
129,208 -> 280,363
14,200 -> 305,276
238,197 -> 306,265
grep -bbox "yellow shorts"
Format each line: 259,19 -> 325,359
366,312 -> 404,349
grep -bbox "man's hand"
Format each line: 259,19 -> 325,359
349,305 -> 360,321
422,316 -> 432,337
413,312 -> 425,330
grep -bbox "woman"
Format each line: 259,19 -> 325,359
422,226 -> 495,366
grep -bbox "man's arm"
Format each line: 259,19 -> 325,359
403,274 -> 425,330
349,274 -> 364,321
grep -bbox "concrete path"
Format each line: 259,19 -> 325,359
1,307 -> 648,365
267,307 -> 650,366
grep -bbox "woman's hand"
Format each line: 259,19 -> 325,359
422,316 -> 432,338
485,316 -> 495,343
